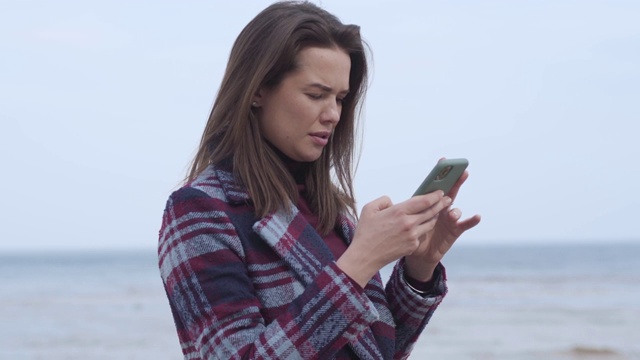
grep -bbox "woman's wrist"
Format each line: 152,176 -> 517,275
403,255 -> 438,282
402,262 -> 444,296
336,248 -> 380,288
403,273 -> 436,295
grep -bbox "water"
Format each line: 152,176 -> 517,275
2,243 -> 639,359
405,242 -> 640,359
0,251 -> 177,359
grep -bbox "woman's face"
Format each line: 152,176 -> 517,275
255,46 -> 351,162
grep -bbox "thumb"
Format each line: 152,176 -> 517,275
365,195 -> 394,213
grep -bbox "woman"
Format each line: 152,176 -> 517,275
158,2 -> 481,359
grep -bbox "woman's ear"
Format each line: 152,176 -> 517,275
252,88 -> 266,108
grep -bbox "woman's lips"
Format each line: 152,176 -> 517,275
310,131 -> 330,146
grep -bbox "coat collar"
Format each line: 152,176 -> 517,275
213,165 -> 251,204
213,165 -> 353,282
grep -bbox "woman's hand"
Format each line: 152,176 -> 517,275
404,170 -> 481,281
336,191 -> 451,287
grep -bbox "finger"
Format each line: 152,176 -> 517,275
364,196 -> 394,213
449,208 -> 462,221
447,170 -> 469,201
398,191 -> 444,215
414,215 -> 439,236
455,213 -> 482,232
412,196 -> 451,227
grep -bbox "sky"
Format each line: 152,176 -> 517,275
1,0 -> 639,251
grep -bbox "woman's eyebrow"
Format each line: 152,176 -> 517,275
307,82 -> 350,95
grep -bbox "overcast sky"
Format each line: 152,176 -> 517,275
1,0 -> 638,251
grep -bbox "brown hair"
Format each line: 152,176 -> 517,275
187,1 -> 368,234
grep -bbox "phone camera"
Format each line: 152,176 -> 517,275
436,166 -> 452,181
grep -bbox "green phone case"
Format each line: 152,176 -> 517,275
413,158 -> 469,196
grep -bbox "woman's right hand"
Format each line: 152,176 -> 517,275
336,192 -> 451,287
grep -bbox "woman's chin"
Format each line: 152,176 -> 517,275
290,150 -> 324,163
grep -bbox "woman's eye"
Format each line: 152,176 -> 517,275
307,93 -> 322,100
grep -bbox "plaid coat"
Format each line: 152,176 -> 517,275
158,164 -> 447,359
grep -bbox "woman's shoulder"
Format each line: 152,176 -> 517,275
172,163 -> 250,205
158,164 -> 250,267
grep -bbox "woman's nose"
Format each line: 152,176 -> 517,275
321,101 -> 341,124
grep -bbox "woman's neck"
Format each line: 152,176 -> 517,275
269,143 -> 309,185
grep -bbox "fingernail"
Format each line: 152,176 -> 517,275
444,196 -> 452,204
439,190 -> 445,197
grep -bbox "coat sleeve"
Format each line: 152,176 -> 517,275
386,258 -> 447,360
158,187 -> 379,360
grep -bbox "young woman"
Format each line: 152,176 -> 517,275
158,2 -> 480,359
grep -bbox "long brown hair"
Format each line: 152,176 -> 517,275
187,1 -> 368,234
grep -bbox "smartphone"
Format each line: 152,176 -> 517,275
413,158 -> 469,196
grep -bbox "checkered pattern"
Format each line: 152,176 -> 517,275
158,164 -> 447,359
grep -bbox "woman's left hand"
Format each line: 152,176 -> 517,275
404,170 -> 481,281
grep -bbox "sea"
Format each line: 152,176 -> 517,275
1,242 -> 639,360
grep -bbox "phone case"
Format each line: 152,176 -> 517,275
413,158 -> 469,196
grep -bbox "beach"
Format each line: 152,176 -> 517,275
2,243 -> 638,359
